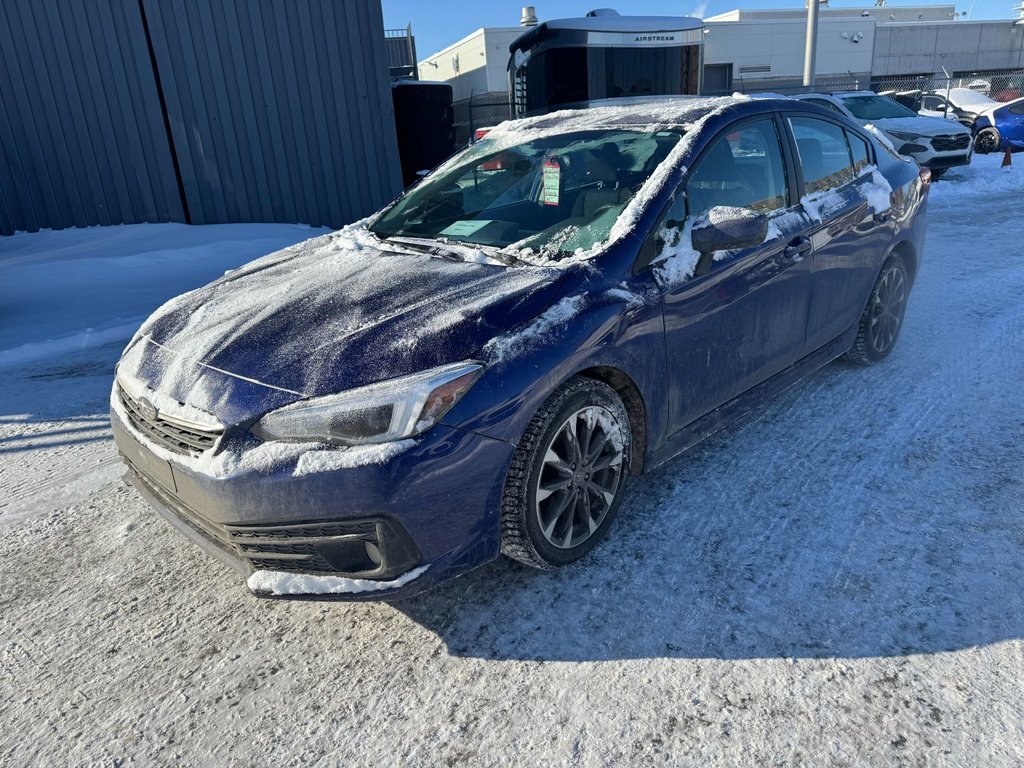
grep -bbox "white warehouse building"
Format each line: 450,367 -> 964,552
418,2 -> 1024,138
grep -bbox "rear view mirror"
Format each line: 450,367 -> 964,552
691,206 -> 768,255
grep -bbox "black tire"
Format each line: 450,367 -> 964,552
929,168 -> 946,181
501,377 -> 632,570
974,127 -> 1000,154
847,254 -> 910,365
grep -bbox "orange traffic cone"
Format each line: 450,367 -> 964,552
1002,147 -> 1012,168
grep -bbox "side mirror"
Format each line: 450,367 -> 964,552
691,206 -> 769,256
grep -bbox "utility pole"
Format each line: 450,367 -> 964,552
803,0 -> 820,87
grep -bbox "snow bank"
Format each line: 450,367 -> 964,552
0,223 -> 328,369
247,565 -> 430,596
929,151 -> 1022,200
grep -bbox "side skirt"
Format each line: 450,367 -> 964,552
645,326 -> 858,472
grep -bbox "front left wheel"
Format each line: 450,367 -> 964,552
500,377 -> 631,570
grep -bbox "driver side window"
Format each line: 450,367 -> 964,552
685,119 -> 789,219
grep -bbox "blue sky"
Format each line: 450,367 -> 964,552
382,0 -> 1016,59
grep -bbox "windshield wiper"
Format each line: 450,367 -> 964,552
382,236 -> 465,261
385,236 -> 528,267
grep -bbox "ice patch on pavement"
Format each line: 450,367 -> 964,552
247,565 -> 430,596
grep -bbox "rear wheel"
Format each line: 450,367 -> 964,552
500,377 -> 631,570
847,254 -> 909,365
974,127 -> 1000,154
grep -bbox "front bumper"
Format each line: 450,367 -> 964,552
112,409 -> 515,600
895,139 -> 971,171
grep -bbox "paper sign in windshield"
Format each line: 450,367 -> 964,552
440,220 -> 493,237
542,157 -> 560,206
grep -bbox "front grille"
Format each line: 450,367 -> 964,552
117,382 -> 223,455
931,134 -> 970,151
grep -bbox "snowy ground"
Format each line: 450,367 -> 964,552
1,155 -> 1022,766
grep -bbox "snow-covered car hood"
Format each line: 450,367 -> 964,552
117,228 -> 563,423
870,116 -> 971,137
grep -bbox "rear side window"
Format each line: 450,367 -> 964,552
686,119 -> 789,216
847,131 -> 871,175
1009,103 -> 1024,115
789,116 -> 855,194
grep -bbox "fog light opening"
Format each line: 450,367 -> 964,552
364,540 -> 382,568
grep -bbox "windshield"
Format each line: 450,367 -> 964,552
841,95 -> 918,120
370,129 -> 682,260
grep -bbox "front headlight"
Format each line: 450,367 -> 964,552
885,130 -> 920,142
251,362 -> 484,446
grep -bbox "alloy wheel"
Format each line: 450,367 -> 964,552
534,405 -> 624,550
869,265 -> 907,354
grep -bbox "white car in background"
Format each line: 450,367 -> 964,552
792,91 -> 973,178
920,88 -> 1000,127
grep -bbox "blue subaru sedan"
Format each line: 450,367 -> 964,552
111,96 -> 929,599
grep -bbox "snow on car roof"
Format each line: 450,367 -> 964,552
484,95 -> 751,137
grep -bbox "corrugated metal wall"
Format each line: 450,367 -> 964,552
0,0 -> 184,235
142,0 -> 402,228
0,0 -> 403,236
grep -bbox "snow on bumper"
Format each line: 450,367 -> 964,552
247,565 -> 431,598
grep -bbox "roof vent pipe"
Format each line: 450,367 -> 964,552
520,6 -> 538,26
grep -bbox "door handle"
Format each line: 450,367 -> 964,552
784,237 -> 812,260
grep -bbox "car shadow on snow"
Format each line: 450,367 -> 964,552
395,363 -> 1024,662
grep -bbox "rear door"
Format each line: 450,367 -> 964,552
656,115 -> 815,434
784,114 -> 894,350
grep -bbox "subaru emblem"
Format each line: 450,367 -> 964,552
138,397 -> 159,422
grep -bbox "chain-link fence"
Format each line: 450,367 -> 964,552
869,70 -> 1024,105
461,97 -> 513,144
737,69 -> 1024,105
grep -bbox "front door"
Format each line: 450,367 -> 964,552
656,116 -> 815,434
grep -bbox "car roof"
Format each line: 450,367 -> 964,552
794,91 -> 876,100
487,95 -> 793,136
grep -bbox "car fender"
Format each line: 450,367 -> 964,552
443,279 -> 668,466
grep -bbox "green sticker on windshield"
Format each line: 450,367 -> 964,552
542,156 -> 560,206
